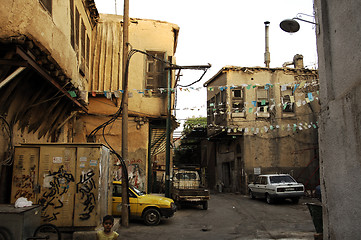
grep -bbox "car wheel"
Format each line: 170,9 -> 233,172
202,201 -> 208,210
291,197 -> 300,204
143,208 -> 161,226
249,190 -> 255,199
266,194 -> 273,204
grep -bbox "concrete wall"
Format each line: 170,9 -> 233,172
315,0 -> 361,238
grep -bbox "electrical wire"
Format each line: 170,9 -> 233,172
177,68 -> 209,88
0,115 -> 14,166
87,46 -> 178,195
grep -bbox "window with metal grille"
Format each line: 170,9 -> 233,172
256,87 -> 269,112
145,52 -> 166,96
39,0 -> 52,14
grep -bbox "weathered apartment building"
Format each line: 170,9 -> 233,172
0,0 -> 179,226
204,55 -> 320,194
74,14 -> 179,192
0,0 -> 98,203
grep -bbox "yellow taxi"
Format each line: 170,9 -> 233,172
112,181 -> 176,225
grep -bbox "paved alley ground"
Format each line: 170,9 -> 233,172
116,193 -> 320,240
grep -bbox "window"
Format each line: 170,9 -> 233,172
70,0 -> 75,48
145,52 -> 166,96
220,90 -> 226,105
207,98 -> 215,124
215,93 -> 220,108
175,173 -> 197,180
281,87 -> 295,113
256,87 -> 269,112
75,8 -> 80,50
215,93 -> 223,124
113,184 -> 122,197
260,177 -> 268,185
86,35 -> 90,67
231,87 -> 245,113
270,175 -> 296,184
81,20 -> 86,61
40,0 -> 52,14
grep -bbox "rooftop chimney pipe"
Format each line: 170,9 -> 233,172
264,21 -> 270,68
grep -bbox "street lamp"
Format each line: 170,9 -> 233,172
280,13 -> 317,33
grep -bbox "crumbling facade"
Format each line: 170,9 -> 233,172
0,1 -> 179,205
204,57 -> 319,194
0,0 -> 98,203
74,14 -> 179,192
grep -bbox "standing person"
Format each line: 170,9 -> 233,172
96,215 -> 119,240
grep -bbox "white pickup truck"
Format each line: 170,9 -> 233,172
171,169 -> 210,210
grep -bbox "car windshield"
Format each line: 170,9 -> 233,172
269,175 -> 296,184
175,173 -> 197,180
130,185 -> 145,196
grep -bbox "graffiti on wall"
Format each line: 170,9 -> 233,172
128,163 -> 145,190
13,165 -> 36,200
38,165 -> 74,222
112,158 -> 146,191
76,169 -> 97,220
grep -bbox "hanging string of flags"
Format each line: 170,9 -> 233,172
208,121 -> 319,135
85,79 -> 319,100
174,90 -> 320,112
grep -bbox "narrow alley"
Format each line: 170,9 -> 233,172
116,193 -> 319,240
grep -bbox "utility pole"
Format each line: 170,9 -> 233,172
164,64 -> 211,198
121,0 -> 129,227
165,69 -> 172,198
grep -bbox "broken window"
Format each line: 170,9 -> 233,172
231,87 -> 245,113
40,0 -> 52,14
256,87 -> 269,112
281,87 -> 295,113
145,52 -> 166,96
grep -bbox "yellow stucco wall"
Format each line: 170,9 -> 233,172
90,14 -> 179,117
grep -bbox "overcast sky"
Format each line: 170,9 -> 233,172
94,0 -> 318,131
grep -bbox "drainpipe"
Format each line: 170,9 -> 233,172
264,21 -> 271,68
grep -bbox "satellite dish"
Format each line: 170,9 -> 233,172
280,19 -> 300,33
